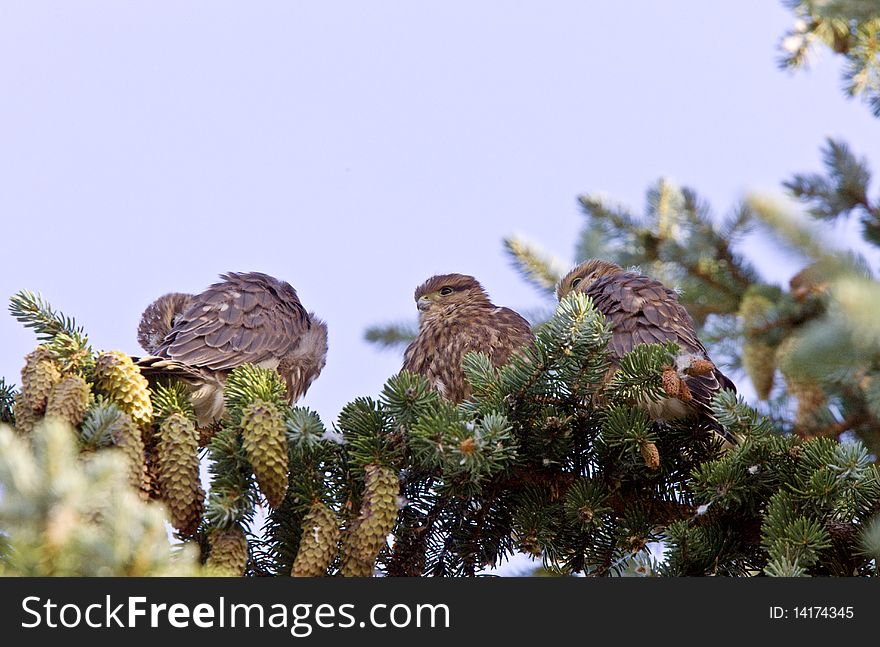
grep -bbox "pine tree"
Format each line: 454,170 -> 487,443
0,419 -> 198,576
2,1 -> 880,577
780,0 -> 880,116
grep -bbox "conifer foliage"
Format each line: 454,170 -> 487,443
780,0 -> 880,116
7,277 -> 879,576
2,1 -> 880,577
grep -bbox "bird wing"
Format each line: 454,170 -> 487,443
155,272 -> 311,372
487,307 -> 535,366
587,272 -> 707,361
587,271 -> 736,439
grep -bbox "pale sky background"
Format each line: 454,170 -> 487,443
1,1 -> 878,573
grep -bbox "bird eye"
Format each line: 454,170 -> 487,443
571,278 -> 582,288
439,287 -> 454,296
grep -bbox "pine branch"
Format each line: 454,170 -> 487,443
503,235 -> 567,297
779,1 -> 880,117
0,378 -> 15,425
364,321 -> 418,351
9,290 -> 85,342
8,291 -> 94,375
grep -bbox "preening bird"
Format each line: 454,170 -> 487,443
137,272 -> 327,426
402,273 -> 535,403
556,259 -> 736,442
137,292 -> 193,355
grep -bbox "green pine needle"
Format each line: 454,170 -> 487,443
503,235 -> 567,296
150,381 -> 195,424
9,290 -> 85,342
364,322 -> 418,351
224,364 -> 288,423
79,398 -> 128,451
0,378 -> 15,426
285,407 -> 326,449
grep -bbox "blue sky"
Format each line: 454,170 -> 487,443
1,1 -> 877,429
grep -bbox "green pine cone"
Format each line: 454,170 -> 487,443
741,341 -> 776,400
339,542 -> 374,577
94,351 -> 153,429
110,409 -> 146,490
20,347 -> 61,415
241,399 -> 289,509
141,440 -> 162,501
738,293 -> 776,399
341,464 -> 399,577
157,412 -> 205,535
45,374 -> 91,428
206,527 -> 248,576
292,502 -> 341,577
776,336 -> 827,429
12,392 -> 41,434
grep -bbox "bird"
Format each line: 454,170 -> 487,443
137,292 -> 193,355
556,259 -> 736,442
402,273 -> 535,403
136,272 -> 328,426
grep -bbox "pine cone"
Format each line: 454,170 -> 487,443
20,347 -> 61,415
776,336 -> 827,434
206,527 -> 248,576
12,392 -> 41,434
341,464 -> 399,577
738,293 -> 777,399
661,367 -> 681,397
197,422 -> 219,448
791,383 -> 827,430
45,374 -> 91,427
742,341 -> 776,400
94,351 -> 153,430
640,440 -> 660,470
141,440 -> 162,501
292,502 -> 341,577
241,400 -> 288,509
685,357 -> 715,377
678,379 -> 693,402
110,409 -> 146,490
157,412 -> 204,535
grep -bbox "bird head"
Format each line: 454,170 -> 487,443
413,273 -> 491,317
286,315 -> 328,402
556,260 -> 624,300
137,292 -> 193,355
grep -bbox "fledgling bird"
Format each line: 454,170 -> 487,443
137,272 -> 328,426
556,259 -> 736,443
402,273 -> 535,403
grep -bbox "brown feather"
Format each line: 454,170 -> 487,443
138,272 -> 327,425
404,273 -> 534,403
558,259 -> 737,443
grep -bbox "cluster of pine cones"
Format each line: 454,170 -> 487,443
14,348 -> 152,492
10,344 -> 400,577
12,347 -> 202,526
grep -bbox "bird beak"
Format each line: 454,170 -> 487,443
417,296 -> 432,312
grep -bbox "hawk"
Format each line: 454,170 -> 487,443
556,260 -> 736,442
137,272 -> 328,426
137,292 -> 193,355
402,273 -> 535,403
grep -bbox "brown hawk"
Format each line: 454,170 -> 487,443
402,273 -> 535,403
137,292 -> 193,355
556,260 -> 736,442
137,272 -> 328,425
